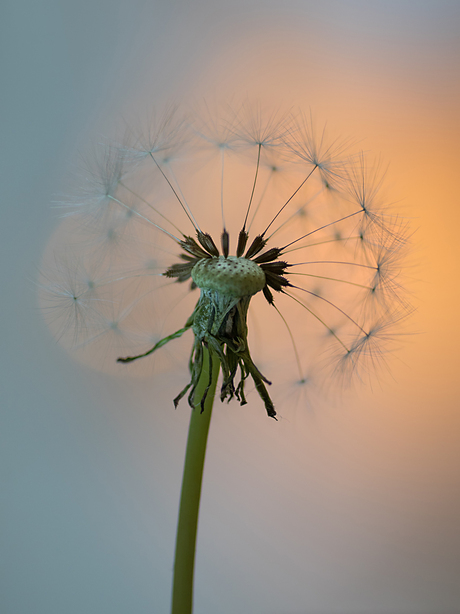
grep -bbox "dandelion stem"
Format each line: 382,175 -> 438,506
248,167 -> 274,231
107,195 -> 180,241
149,152 -> 200,232
281,210 -> 363,251
119,181 -> 184,235
263,165 -> 318,236
267,187 -> 324,241
285,235 -> 363,253
292,285 -> 368,335
220,148 -> 226,230
171,347 -> 220,614
290,271 -> 372,289
284,291 -> 350,352
243,143 -> 261,230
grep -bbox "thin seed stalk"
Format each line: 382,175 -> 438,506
171,347 -> 220,614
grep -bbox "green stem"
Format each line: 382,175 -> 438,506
171,347 -> 220,614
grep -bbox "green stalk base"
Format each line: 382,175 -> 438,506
171,347 -> 220,614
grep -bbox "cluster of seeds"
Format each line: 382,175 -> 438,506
40,104 -> 410,417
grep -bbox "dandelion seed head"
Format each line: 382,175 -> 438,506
41,103 -> 412,415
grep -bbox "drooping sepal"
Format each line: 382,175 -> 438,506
179,288 -> 277,418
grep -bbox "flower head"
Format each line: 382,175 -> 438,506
41,104 -> 410,418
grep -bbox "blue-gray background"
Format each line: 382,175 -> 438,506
2,1 -> 460,613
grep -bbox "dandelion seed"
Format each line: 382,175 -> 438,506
39,256 -> 106,345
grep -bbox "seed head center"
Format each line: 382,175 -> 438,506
191,256 -> 266,298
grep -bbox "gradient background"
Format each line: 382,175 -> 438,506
2,1 -> 460,613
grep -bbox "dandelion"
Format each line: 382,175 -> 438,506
40,103 -> 410,614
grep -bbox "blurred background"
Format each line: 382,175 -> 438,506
2,1 -> 459,613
